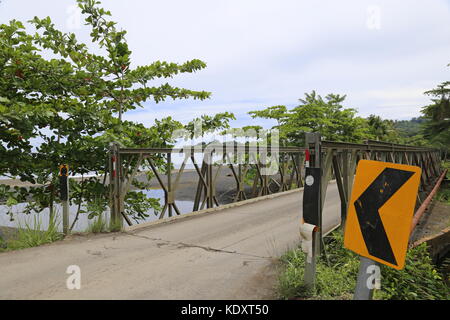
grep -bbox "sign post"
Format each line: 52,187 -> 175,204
354,257 -> 379,300
344,160 -> 421,299
301,133 -> 322,290
59,164 -> 69,235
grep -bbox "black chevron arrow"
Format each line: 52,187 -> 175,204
354,167 -> 415,265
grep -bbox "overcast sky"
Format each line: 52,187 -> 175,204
1,0 -> 449,129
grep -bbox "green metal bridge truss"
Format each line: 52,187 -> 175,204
108,138 -> 443,229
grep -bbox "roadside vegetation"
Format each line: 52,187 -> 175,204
86,213 -> 108,234
0,216 -> 62,252
0,0 -> 234,234
0,0 -> 448,257
437,162 -> 450,205
277,231 -> 450,300
0,211 -> 121,252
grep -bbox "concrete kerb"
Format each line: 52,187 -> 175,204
124,180 -> 338,233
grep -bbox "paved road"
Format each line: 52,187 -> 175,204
0,183 -> 341,299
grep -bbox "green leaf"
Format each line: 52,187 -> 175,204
6,196 -> 18,207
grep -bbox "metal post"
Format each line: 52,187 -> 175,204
118,151 -> 126,228
296,153 -> 302,187
167,152 -> 172,217
333,154 -> 347,226
49,183 -> 55,226
302,132 -> 322,291
193,159 -> 206,211
59,164 -> 69,235
109,142 -> 122,231
209,152 -> 214,208
63,195 -> 69,235
354,257 -> 380,300
303,230 -> 318,289
305,132 -> 322,242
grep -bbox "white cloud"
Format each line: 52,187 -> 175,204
1,0 -> 449,126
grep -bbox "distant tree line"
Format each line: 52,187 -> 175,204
244,78 -> 449,158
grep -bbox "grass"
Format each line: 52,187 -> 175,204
86,213 -> 108,233
437,256 -> 450,287
109,219 -> 123,232
0,212 -> 121,253
442,161 -> 450,171
0,232 -> 7,250
277,230 -> 450,300
0,199 -> 121,252
437,161 -> 450,205
84,198 -> 122,233
375,244 -> 449,300
278,232 -> 358,300
85,213 -> 123,233
0,215 -> 63,252
437,188 -> 450,205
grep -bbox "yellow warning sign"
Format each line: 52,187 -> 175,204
344,160 -> 421,270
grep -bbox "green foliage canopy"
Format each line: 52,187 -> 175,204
248,91 -> 369,145
0,0 -> 233,224
422,78 -> 450,152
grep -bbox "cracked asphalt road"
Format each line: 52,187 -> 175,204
0,184 -> 340,299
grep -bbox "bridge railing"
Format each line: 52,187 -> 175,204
318,139 -> 441,227
108,137 -> 442,230
109,144 -> 306,227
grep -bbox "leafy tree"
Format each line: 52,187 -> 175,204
219,125 -> 265,144
0,0 -> 229,227
393,117 -> 427,138
367,115 -> 389,140
422,80 -> 450,155
390,117 -> 430,146
400,134 -> 429,147
248,105 -> 287,129
366,115 -> 401,142
184,112 -> 236,139
249,91 -> 369,146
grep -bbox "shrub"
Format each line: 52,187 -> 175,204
278,231 -> 449,300
7,216 -> 62,250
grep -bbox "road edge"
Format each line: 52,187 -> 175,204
125,180 -> 338,233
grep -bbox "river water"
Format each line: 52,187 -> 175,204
0,189 -> 194,233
